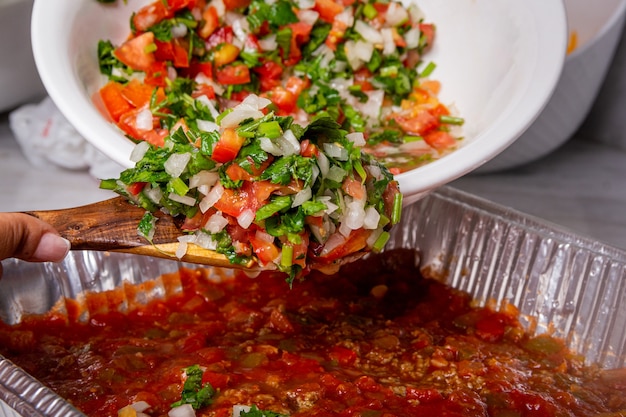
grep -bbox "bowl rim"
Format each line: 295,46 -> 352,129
31,0 -> 567,200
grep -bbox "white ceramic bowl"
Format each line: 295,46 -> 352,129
31,0 -> 567,202
476,0 -> 626,173
0,0 -> 46,112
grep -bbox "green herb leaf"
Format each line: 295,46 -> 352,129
171,365 -> 215,410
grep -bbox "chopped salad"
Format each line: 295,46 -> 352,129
95,0 -> 460,279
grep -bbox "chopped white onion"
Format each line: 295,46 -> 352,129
298,9 -> 319,26
171,23 -> 188,38
354,40 -> 374,63
130,401 -> 151,413
164,152 -> 191,178
366,164 -> 382,180
296,0 -> 315,9
175,238 -> 190,260
196,119 -> 219,132
343,40 -> 362,70
231,15 -> 250,44
363,206 -> 380,229
335,7 -> 354,27
194,231 -> 218,250
355,20 -> 383,45
242,94 -> 272,110
204,212 -> 229,233
280,129 -> 301,155
189,171 -> 219,189
323,143 -> 349,161
194,92 -> 221,118
344,200 -> 366,230
135,108 -> 153,131
232,405 -> 252,417
404,27 -> 421,49
292,187 -> 312,208
199,184 -> 224,212
316,151 -> 330,177
144,185 -> 163,204
346,132 -> 366,147
130,141 -> 151,163
237,208 -> 255,229
168,192 -> 196,206
255,229 -> 274,243
326,165 -> 347,183
320,232 -> 346,257
385,2 -> 409,26
220,106 -> 264,128
209,0 -> 225,17
338,221 -> 352,237
168,403 -> 196,417
258,34 -> 278,51
381,28 -> 396,55
259,137 -> 284,156
318,196 -> 339,215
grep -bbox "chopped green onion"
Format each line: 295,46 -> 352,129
281,245 -> 293,267
380,65 -> 399,78
403,135 -> 423,143
391,192 -> 402,225
144,43 -> 157,54
258,121 -> 283,139
362,3 -> 378,20
372,231 -> 390,252
168,177 -> 189,196
419,61 -> 436,78
439,115 -> 465,125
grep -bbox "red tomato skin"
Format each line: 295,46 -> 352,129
212,128 -> 245,163
99,81 -> 133,123
314,0 -> 344,23
215,64 -> 251,85
114,32 -> 157,72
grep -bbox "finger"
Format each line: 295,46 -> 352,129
0,213 -> 70,263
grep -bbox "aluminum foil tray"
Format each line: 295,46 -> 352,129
0,186 -> 625,417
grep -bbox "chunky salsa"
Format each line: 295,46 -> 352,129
95,0 -> 463,175
100,99 -> 402,281
0,249 -> 624,417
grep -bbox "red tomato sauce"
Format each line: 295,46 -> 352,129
0,249 -> 624,417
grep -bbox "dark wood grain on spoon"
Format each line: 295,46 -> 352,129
25,197 -> 255,269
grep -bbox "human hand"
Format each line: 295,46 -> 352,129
0,213 -> 70,278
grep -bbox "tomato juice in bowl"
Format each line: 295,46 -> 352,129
31,0 -> 567,205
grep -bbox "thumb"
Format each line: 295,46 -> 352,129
0,213 -> 70,263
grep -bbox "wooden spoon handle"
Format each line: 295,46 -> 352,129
25,197 -> 183,251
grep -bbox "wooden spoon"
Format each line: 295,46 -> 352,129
25,197 -> 256,269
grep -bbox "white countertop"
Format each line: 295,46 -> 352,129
1,108 -> 625,251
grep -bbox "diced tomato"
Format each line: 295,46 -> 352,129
144,61 -> 168,87
313,0 -> 344,23
312,228 -> 371,264
167,0 -> 197,11
202,371 -> 230,390
212,128 -> 245,163
99,81 -> 134,122
419,23 -> 436,48
300,140 -> 319,158
342,177 -> 366,200
285,76 -> 309,96
353,68 -> 374,92
127,182 -> 147,196
328,346 -> 357,366
120,79 -> 165,108
199,6 -> 219,39
154,38 -> 190,68
392,110 -> 439,136
183,61 -> 213,79
116,105 -> 158,138
213,43 -> 241,67
423,131 -> 456,152
215,64 -> 251,85
132,1 -> 171,32
192,83 -> 216,100
262,86 -> 297,114
249,234 -> 280,264
223,0 -> 251,10
226,163 -> 256,182
114,32 -> 157,72
283,22 -> 312,66
254,60 -> 283,92
325,18 -> 348,50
